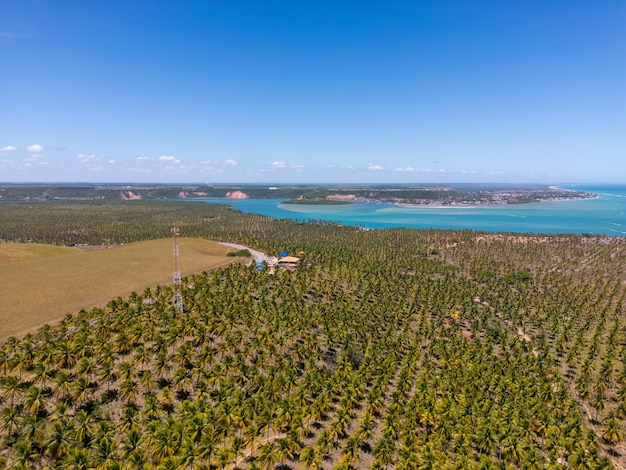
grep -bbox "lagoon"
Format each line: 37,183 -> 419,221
192,185 -> 626,236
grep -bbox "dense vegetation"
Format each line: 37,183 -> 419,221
0,183 -> 592,205
227,249 -> 252,258
1,200 -> 625,469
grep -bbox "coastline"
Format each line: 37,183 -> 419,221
206,187 -> 626,236
390,193 -> 598,209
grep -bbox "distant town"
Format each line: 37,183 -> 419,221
0,183 -> 594,206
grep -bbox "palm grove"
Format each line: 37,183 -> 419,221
1,201 -> 626,469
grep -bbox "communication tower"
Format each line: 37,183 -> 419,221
172,227 -> 183,312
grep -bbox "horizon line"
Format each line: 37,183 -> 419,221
0,181 -> 618,186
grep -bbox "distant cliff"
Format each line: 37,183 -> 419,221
119,190 -> 142,200
225,190 -> 249,199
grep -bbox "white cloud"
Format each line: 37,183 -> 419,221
223,159 -> 237,167
107,160 -> 116,165
0,145 -> 17,152
26,144 -> 44,153
368,163 -> 383,171
394,167 -> 448,173
200,161 -> 215,172
265,161 -> 304,171
76,153 -> 97,162
158,155 -> 180,164
134,155 -> 152,161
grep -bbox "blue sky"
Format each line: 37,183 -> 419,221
1,1 -> 625,184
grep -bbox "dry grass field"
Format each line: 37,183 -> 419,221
0,238 -> 238,340
0,242 -> 74,263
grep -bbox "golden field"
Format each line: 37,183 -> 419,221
0,238 -> 237,340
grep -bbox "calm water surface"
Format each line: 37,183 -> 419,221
192,185 -> 626,236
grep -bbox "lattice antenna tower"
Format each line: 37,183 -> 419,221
172,227 -> 183,312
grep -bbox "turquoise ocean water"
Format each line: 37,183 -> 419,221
193,185 -> 626,236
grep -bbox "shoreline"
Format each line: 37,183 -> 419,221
395,195 -> 599,209
279,194 -> 598,210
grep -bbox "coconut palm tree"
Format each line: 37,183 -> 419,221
72,409 -> 95,446
257,441 -> 280,470
602,413 -> 624,446
301,446 -> 324,469
23,385 -> 46,414
118,379 -> 138,404
373,438 -> 395,467
1,404 -> 22,436
1,375 -> 23,406
42,421 -> 73,461
62,447 -> 91,470
12,439 -> 39,469
72,377 -> 95,406
93,436 -> 120,470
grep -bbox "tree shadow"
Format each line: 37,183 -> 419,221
101,389 -> 118,404
360,441 -> 372,454
176,389 -> 190,401
157,377 -> 172,389
78,400 -> 97,414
